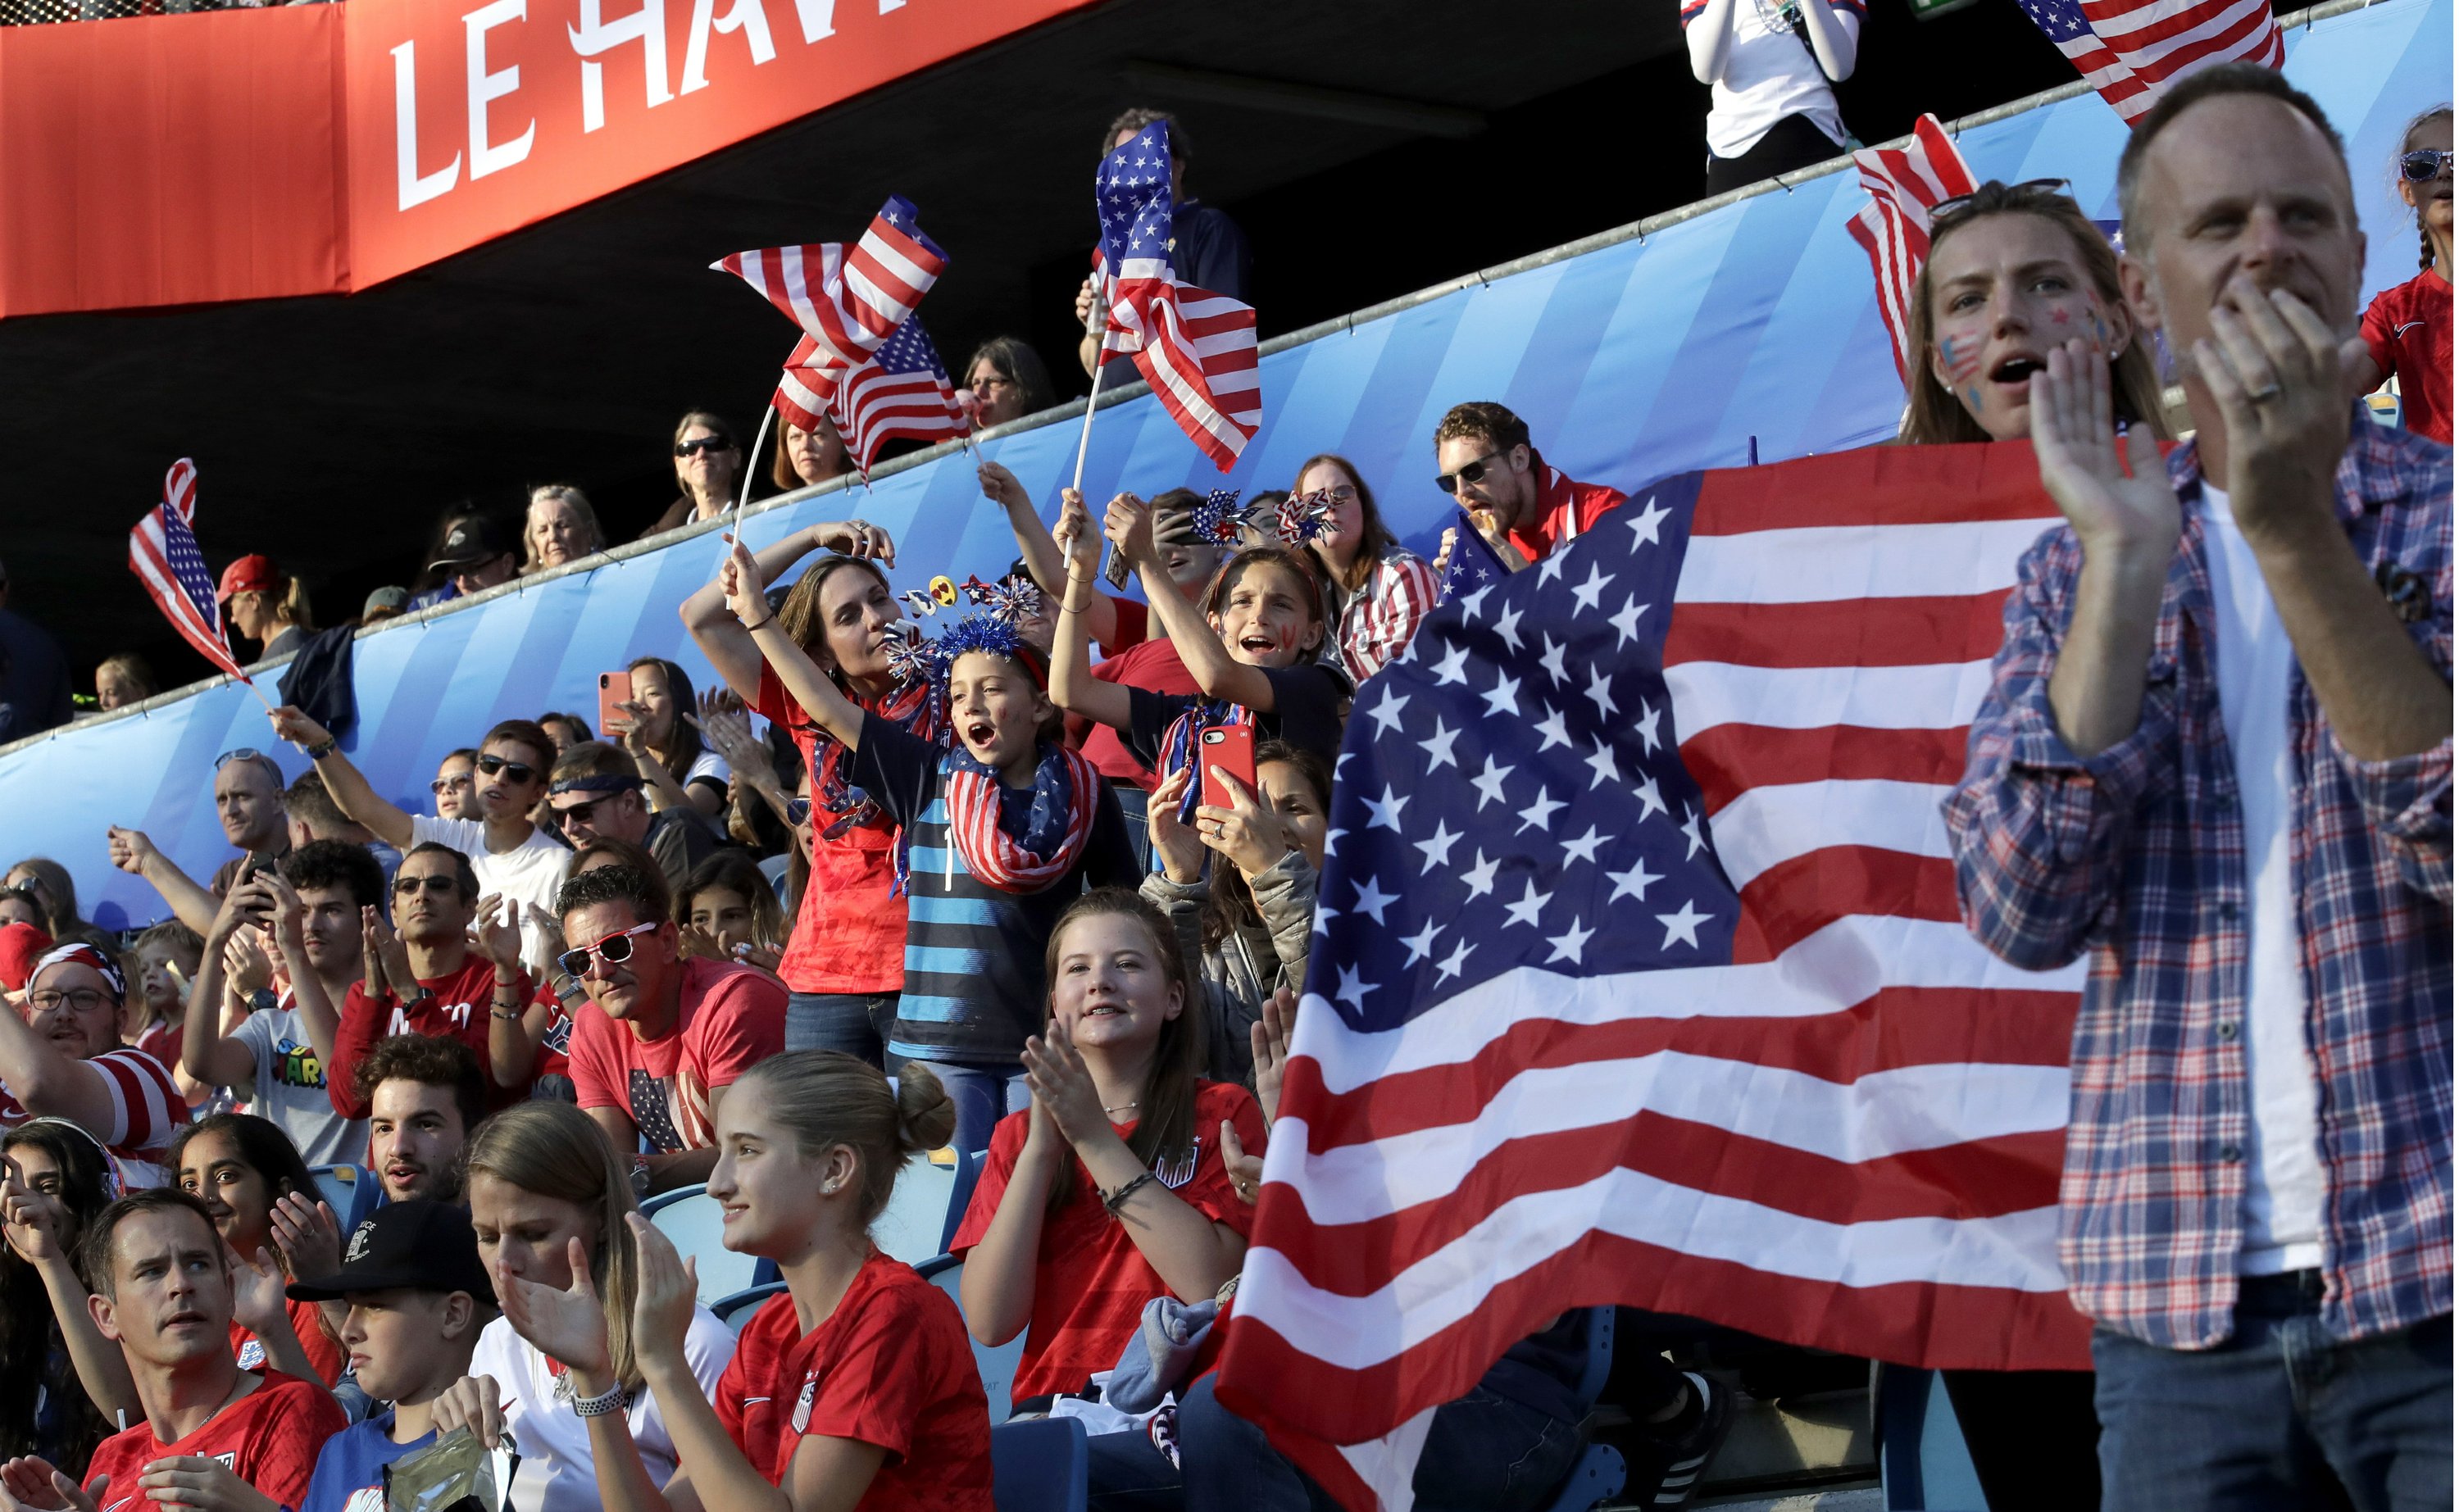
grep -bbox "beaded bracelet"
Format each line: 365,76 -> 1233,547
1102,1171 -> 1157,1216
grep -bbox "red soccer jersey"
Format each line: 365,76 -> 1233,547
567,957 -> 788,1150
85,1369 -> 345,1512
2362,267 -> 2452,444
753,665 -> 906,995
0,1046 -> 187,1175
1502,461 -> 1627,566
328,957 -> 523,1119
716,1251 -> 993,1510
230,1299 -> 344,1385
950,1080 -> 1265,1406
1080,636 -> 1200,787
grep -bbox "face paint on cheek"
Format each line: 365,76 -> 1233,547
1939,336 -> 1985,385
2049,306 -> 2072,327
1967,385 -> 1985,411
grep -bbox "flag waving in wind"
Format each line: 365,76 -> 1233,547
2016,0 -> 2284,124
1093,123 -> 1261,470
1846,114 -> 1979,386
827,317 -> 970,470
129,459 -> 252,684
714,195 -> 949,379
1212,443 -> 2092,1512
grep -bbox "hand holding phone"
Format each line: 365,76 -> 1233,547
1198,724 -> 1257,812
598,671 -> 634,733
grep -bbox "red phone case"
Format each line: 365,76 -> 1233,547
1198,724 -> 1257,810
598,670 -> 634,733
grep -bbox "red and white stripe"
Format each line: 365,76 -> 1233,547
1099,259 -> 1261,471
0,1047 -> 189,1172
945,747 -> 1103,892
1220,447 -> 2091,1511
714,212 -> 946,374
1844,115 -> 1978,386
126,458 -> 252,685
2081,0 -> 2284,120
830,355 -> 969,470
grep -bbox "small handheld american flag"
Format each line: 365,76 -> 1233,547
714,194 -> 949,385
2016,0 -> 2284,124
1845,114 -> 1979,387
828,316 -> 970,471
127,460 -> 255,688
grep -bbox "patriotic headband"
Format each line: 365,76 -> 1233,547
30,943 -> 124,1003
898,573 -> 1045,626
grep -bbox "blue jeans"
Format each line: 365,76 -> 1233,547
785,992 -> 895,1064
1113,782 -> 1152,873
886,1052 -> 1025,1160
2092,1272 -> 2452,1512
1086,1374 -> 1583,1512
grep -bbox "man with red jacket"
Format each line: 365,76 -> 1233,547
1433,401 -> 1625,570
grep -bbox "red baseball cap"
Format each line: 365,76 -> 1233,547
216,554 -> 282,603
0,921 -> 56,992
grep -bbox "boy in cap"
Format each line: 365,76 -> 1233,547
293,1200 -> 498,1512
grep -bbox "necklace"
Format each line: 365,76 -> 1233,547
1103,1101 -> 1142,1116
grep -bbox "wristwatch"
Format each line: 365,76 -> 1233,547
571,1379 -> 629,1419
629,1153 -> 652,1199
304,737 -> 338,761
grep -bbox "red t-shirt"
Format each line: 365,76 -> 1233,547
230,1299 -> 344,1385
1502,461 -> 1627,566
950,1080 -> 1266,1406
753,665 -> 906,995
328,957 -> 525,1119
716,1251 -> 993,1510
85,1369 -> 345,1512
2363,267 -> 2452,445
1081,636 -> 1200,788
568,957 -> 788,1151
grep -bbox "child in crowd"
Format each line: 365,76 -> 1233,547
431,1101 -> 736,1512
716,538 -> 1138,1159
0,1119 -> 132,1465
953,889 -> 1264,1414
504,1051 -> 994,1512
125,922 -> 202,1070
293,1201 -> 498,1512
1142,742 -> 1330,1084
166,1112 -> 345,1385
2357,105 -> 2454,444
674,851 -> 788,974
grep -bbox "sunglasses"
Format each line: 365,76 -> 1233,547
674,436 -> 735,459
2401,149 -> 2455,183
392,874 -> 462,897
1925,178 -> 2075,230
430,774 -> 472,795
785,797 -> 812,827
557,919 -> 661,979
214,747 -> 269,771
474,754 -> 539,784
1434,452 -> 1507,497
552,796 -> 628,829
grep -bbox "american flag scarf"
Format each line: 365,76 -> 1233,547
808,676 -> 943,840
943,742 -> 1104,893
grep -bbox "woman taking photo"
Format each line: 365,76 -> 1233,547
612,657 -> 730,822
0,1119 -> 134,1466
525,486 -> 606,574
761,409 -> 857,497
642,412 -> 745,538
434,1101 -> 736,1512
1289,453 -> 1435,683
217,556 -> 315,662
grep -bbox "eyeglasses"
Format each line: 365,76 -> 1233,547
674,436 -> 735,459
28,988 -> 110,1015
213,747 -> 266,770
557,920 -> 661,979
1925,178 -> 2075,232
784,797 -> 812,828
474,755 -> 539,784
1434,452 -> 1507,497
2401,149 -> 2455,183
392,874 -> 461,897
430,774 -> 472,795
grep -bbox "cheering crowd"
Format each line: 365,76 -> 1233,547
0,61 -> 2446,1512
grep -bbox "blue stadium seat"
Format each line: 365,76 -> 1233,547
307,1164 -> 381,1234
943,1146 -> 989,1254
916,1252 -> 1024,1415
1534,1307 -> 1627,1512
872,1148 -> 957,1265
991,1417 -> 1086,1512
711,1280 -> 788,1333
640,1184 -> 761,1303
1876,1364 -> 1989,1510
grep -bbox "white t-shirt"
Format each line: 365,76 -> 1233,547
2200,484 -> 2326,1275
1689,0 -> 1858,159
469,1309 -> 737,1512
409,815 -> 574,974
231,999 -> 366,1168
681,750 -> 730,795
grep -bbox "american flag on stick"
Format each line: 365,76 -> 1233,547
127,459 -> 254,686
2016,0 -> 2284,124
713,195 -> 949,376
1845,114 -> 1979,387
1094,123 -> 1261,470
825,318 -> 970,470
1211,443 -> 2092,1511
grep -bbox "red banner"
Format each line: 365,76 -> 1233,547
0,0 -> 1090,318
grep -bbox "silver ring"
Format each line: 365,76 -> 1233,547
2247,382 -> 2282,403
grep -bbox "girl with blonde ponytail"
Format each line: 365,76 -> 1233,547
430,1101 -> 739,1512
521,1051 -> 994,1512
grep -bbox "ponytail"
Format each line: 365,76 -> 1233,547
280,576 -> 316,634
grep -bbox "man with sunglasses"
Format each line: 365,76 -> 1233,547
270,709 -> 571,975
319,843 -> 538,1122
0,943 -> 187,1183
554,863 -> 784,1196
104,749 -> 291,938
1431,402 -> 1625,571
544,742 -> 720,897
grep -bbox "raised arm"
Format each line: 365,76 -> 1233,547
104,828 -> 221,938
1,1170 -> 138,1428
717,538 -> 866,751
983,464 -> 1123,648
679,521 -> 894,706
1103,494 -> 1279,711
1686,0 -> 1739,84
1793,0 -> 1859,81
266,707 -> 415,851
0,1000 -> 126,1138
1048,493 -> 1136,733
182,886 -> 269,1092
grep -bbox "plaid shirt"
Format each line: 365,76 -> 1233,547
1944,424 -> 2452,1351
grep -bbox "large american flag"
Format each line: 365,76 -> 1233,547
823,317 -> 970,470
2017,0 -> 2285,123
712,195 -> 948,375
1845,115 -> 1977,386
1094,123 -> 1261,470
127,459 -> 252,684
1213,444 -> 2092,1512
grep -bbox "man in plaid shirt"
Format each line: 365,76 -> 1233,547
1946,66 -> 2450,1510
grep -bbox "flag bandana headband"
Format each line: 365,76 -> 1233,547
30,943 -> 124,1004
1188,489 -> 1335,550
943,741 -> 1103,894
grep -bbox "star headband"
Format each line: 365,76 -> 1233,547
898,573 -> 1045,627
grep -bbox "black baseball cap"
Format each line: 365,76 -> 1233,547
287,1200 -> 493,1303
428,516 -> 515,573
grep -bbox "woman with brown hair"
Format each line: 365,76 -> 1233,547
1289,452 -> 1436,683
761,408 -> 857,497
640,411 -> 745,538
1898,178 -> 2169,448
962,336 -> 1055,429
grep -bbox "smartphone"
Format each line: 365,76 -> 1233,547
598,670 -> 634,733
1198,724 -> 1257,811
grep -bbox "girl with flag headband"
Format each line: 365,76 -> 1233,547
712,538 -> 1136,1160
1051,492 -> 1349,829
